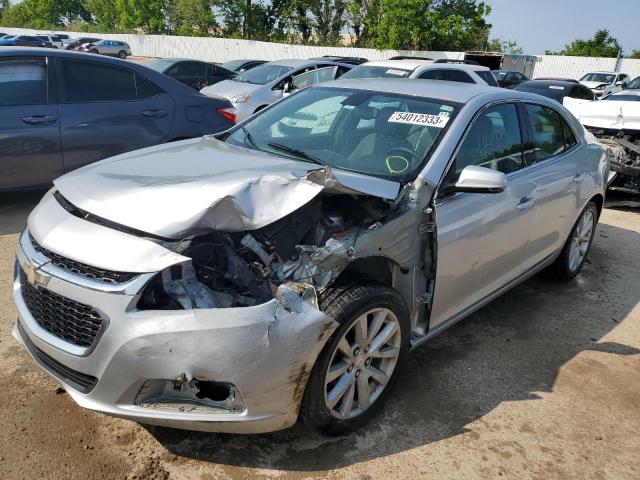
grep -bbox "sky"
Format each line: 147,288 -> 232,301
485,0 -> 639,55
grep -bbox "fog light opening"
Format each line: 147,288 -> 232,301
195,381 -> 231,402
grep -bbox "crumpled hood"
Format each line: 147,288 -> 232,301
200,79 -> 262,100
54,137 -> 400,239
580,81 -> 609,90
564,94 -> 640,131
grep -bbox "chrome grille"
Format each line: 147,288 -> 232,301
30,235 -> 138,284
20,269 -> 104,348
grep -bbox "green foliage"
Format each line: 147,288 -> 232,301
547,29 -> 622,57
0,0 -> 495,51
368,0 -> 491,51
487,38 -> 523,54
628,50 -> 640,59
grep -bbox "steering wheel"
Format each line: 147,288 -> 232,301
384,147 -> 417,174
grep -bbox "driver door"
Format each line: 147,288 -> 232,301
430,102 -> 538,329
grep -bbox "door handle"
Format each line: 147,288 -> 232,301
21,115 -> 57,125
142,110 -> 168,118
516,196 -> 535,211
574,172 -> 586,183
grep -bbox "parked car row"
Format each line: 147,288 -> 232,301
0,47 -> 235,190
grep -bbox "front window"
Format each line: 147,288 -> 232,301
234,64 -> 293,85
580,73 -> 615,84
626,77 -> 640,89
341,66 -> 412,79
226,86 -> 458,180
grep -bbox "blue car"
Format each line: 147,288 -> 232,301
0,35 -> 51,48
0,47 -> 236,189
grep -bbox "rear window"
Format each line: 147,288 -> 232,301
475,70 -> 497,86
0,59 -> 47,105
61,60 -> 162,102
418,69 -> 474,83
341,66 -> 412,79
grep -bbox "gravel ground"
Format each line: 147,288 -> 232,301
0,190 -> 638,480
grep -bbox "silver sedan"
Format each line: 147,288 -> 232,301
13,79 -> 607,435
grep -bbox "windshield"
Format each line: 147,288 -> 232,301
580,73 -> 615,83
226,86 -> 458,180
626,77 -> 640,89
222,60 -> 249,71
234,64 -> 293,85
492,71 -> 507,79
341,66 -> 412,80
146,59 -> 176,72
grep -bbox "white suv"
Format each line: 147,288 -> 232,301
341,59 -> 498,86
579,71 -> 630,99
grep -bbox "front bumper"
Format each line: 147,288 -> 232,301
13,230 -> 337,433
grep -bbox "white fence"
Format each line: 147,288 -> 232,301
0,27 -> 462,63
3,27 -> 640,80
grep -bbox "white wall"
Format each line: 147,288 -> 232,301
531,55 -> 619,79
0,27 -> 462,63
4,27 -> 639,81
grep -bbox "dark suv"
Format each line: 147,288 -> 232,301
0,48 -> 236,190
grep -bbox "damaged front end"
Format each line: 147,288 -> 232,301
138,170 -> 408,311
588,128 -> 640,206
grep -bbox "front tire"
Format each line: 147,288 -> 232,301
118,50 -> 127,59
546,201 -> 598,281
300,284 -> 410,435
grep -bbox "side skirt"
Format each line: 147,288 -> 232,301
409,252 -> 558,350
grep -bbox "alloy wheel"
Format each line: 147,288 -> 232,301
323,308 -> 401,419
569,209 -> 594,272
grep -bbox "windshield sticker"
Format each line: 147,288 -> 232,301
388,111 -> 450,128
385,69 -> 408,76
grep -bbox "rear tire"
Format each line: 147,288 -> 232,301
300,284 -> 410,435
118,50 -> 127,59
545,202 -> 598,281
89,49 -> 98,54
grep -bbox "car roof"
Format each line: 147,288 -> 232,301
415,63 -> 490,72
325,77 -> 506,103
359,59 -> 433,70
518,80 -> 579,88
267,58 -> 348,68
585,71 -> 617,74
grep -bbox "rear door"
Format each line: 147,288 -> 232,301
56,58 -> 175,172
519,103 -> 584,264
0,56 -> 62,189
430,102 -> 538,328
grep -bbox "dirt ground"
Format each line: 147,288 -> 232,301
0,190 -> 638,480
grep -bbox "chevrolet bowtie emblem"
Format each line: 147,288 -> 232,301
23,262 -> 51,288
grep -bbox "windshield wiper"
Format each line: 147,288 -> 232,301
241,126 -> 257,148
267,142 -> 325,166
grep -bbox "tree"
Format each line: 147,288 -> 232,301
86,0 -> 117,31
115,0 -> 167,33
487,38 -> 523,54
346,0 -> 381,46
310,0 -> 346,45
628,49 -> 640,59
0,0 -> 89,28
167,0 -> 217,36
547,29 -> 622,57
368,0 -> 491,51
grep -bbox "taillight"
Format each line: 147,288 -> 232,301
217,106 -> 237,123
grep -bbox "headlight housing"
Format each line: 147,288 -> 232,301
594,85 -> 606,90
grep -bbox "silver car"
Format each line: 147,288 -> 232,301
14,79 -> 607,435
87,40 -> 132,59
199,58 -> 352,122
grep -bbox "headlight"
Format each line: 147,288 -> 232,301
594,85 -> 606,90
230,94 -> 251,104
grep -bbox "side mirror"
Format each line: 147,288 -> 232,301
282,82 -> 291,94
448,165 -> 507,194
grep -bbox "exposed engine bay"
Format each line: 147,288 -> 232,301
588,127 -> 640,205
138,192 -> 406,310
